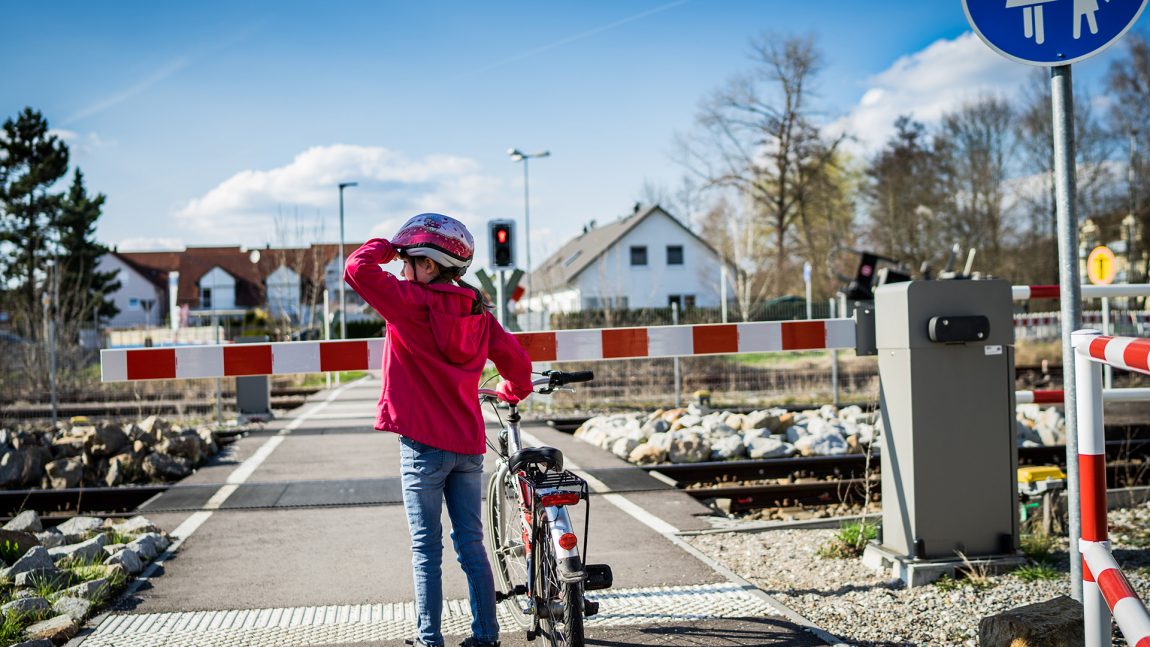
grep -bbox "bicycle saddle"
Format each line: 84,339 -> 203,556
508,446 -> 564,474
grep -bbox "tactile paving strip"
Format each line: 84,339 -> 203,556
80,583 -> 777,646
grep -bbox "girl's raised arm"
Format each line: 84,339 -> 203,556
343,238 -> 422,322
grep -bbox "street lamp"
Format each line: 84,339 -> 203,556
337,181 -> 358,340
507,148 -> 549,323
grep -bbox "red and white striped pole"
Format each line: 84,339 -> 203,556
1073,329 -> 1110,647
1080,541 -> 1150,644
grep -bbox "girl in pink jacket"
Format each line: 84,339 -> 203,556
344,213 -> 534,647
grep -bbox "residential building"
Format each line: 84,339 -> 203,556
525,204 -> 734,314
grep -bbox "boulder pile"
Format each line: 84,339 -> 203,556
0,511 -> 170,645
0,415 -> 218,490
574,403 -> 1067,465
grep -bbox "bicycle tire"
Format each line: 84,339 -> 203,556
484,466 -> 532,629
535,521 -> 585,647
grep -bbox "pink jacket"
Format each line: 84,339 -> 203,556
344,238 -> 534,454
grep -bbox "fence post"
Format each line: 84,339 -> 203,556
1102,298 -> 1112,389
672,301 -> 681,409
1073,329 -> 1110,647
830,297 -> 839,407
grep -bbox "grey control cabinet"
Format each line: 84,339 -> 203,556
875,280 -> 1018,560
236,335 -> 271,417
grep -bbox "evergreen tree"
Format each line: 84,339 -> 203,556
0,107 -> 69,339
57,169 -> 119,324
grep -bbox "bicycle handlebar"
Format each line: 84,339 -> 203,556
478,370 -> 596,403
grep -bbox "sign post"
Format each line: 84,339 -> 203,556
965,0 -> 1147,607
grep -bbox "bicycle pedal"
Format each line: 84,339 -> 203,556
584,599 -> 600,617
495,584 -> 527,602
585,563 -> 613,591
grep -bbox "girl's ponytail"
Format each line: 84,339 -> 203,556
455,276 -> 493,315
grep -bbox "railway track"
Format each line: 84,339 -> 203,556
7,438 -> 1147,521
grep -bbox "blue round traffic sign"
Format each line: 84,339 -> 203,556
964,0 -> 1148,66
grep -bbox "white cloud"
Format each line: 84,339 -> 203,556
116,236 -> 185,252
828,32 -> 1034,153
174,144 -> 505,248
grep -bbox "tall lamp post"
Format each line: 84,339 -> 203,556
337,181 -> 358,340
508,148 -> 549,325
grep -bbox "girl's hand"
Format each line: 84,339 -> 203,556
495,380 -> 523,404
377,239 -> 399,264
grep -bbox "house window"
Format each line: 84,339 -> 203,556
129,298 -> 140,308
630,246 -> 648,266
666,245 -> 684,266
201,288 -> 212,309
668,295 -> 695,310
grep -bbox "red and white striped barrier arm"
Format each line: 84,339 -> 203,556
1016,388 -> 1150,404
1080,540 -> 1150,646
100,318 -> 858,382
1077,335 -> 1150,377
1014,284 -> 1150,300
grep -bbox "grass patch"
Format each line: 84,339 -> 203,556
0,610 -> 37,644
1015,562 -> 1061,582
816,520 -> 878,559
1020,533 -> 1059,563
0,540 -> 25,566
295,371 -> 368,388
934,572 -> 995,592
104,530 -> 135,546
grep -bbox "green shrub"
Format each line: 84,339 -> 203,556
816,520 -> 878,559
1020,533 -> 1059,563
1015,562 -> 1061,582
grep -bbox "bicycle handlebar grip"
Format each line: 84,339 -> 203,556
563,371 -> 594,383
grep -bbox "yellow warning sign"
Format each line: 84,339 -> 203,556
1087,246 -> 1117,286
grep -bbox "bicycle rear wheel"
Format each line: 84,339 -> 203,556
535,522 -> 585,647
485,466 -> 532,629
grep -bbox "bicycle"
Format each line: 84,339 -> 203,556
480,370 -> 613,647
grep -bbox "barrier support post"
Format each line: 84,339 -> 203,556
1073,329 -> 1110,647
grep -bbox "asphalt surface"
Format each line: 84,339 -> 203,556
67,376 -> 829,647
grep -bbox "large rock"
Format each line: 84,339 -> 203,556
104,548 -> 143,574
609,437 -> 640,461
52,596 -> 91,622
2,546 -> 54,580
23,614 -> 78,643
978,594 -> 1083,647
157,432 -> 204,464
640,418 -> 670,437
113,516 -> 162,536
794,430 -> 849,456
18,447 -> 47,487
11,639 -> 55,647
84,422 -> 128,458
14,567 -> 67,589
0,449 -> 24,487
746,436 -> 792,459
1,596 -> 49,618
628,442 -> 667,465
44,457 -> 82,489
48,533 -> 107,566
50,436 -> 85,459
710,435 -> 746,461
0,529 -> 40,561
4,510 -> 42,533
55,516 -> 104,536
142,452 -> 192,481
59,576 -> 111,600
137,415 -> 171,439
668,431 -> 710,464
128,535 -> 160,561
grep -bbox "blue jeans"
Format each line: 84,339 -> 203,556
399,436 -> 499,647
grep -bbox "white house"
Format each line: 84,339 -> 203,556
525,204 -> 734,314
96,253 -> 166,328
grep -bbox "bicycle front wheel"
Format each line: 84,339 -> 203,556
485,466 -> 532,629
535,523 -> 585,647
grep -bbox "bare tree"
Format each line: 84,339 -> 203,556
1015,70 -> 1117,284
935,96 -> 1015,277
1107,34 -> 1150,279
676,33 -> 842,293
699,197 -> 769,321
864,116 -> 946,275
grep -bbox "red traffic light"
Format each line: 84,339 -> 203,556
496,228 -> 508,244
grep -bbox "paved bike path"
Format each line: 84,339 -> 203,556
69,377 -> 827,647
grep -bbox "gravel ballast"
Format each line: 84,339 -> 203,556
686,504 -> 1150,646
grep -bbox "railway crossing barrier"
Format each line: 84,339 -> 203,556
1073,330 -> 1150,647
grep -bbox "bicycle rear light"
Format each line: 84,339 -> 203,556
558,533 -> 578,550
540,492 -> 581,507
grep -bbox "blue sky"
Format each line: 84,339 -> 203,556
2,1 -> 1146,272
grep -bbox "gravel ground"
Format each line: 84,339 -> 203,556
686,504 -> 1150,646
